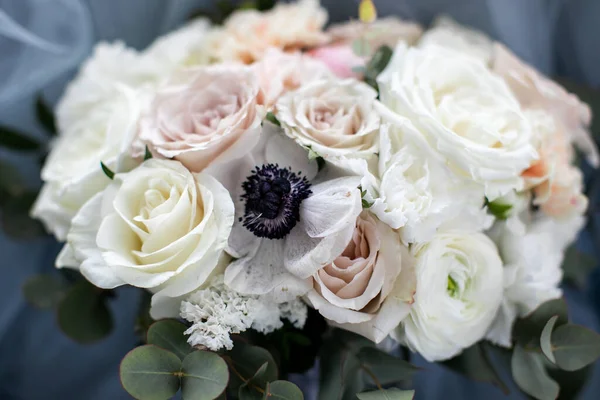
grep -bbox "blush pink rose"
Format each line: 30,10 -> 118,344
139,65 -> 262,172
305,212 -> 416,343
307,44 -> 366,79
254,48 -> 332,109
493,43 -> 599,168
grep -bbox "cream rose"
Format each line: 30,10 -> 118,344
139,65 -> 262,172
32,85 -> 144,240
327,17 -> 423,53
493,43 -> 599,168
305,212 -> 416,343
208,0 -> 328,64
395,232 -> 504,361
378,43 -> 538,199
276,78 -> 380,162
56,159 -> 234,318
254,48 -> 333,109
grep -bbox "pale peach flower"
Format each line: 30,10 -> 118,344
305,212 -> 416,343
139,65 -> 262,172
307,44 -> 366,79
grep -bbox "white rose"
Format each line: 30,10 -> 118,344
418,16 -> 493,63
56,159 -> 234,318
371,112 -> 492,243
32,85 -> 144,240
395,232 -> 504,361
378,43 -> 538,199
276,79 -> 380,162
306,211 -> 416,343
486,213 -> 584,346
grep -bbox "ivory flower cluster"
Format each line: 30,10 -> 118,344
32,1 -> 597,362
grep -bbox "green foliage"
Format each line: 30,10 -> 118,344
357,389 -> 415,400
144,145 -> 153,161
442,342 -> 508,394
57,280 -> 113,343
239,362 -> 271,399
356,347 -> 419,385
513,298 -> 568,348
363,45 -> 393,92
120,345 -> 182,400
181,351 -> 229,400
360,187 -> 374,209
0,159 -> 25,199
265,112 -> 281,127
22,274 -> 66,309
147,320 -> 193,360
263,381 -> 303,400
226,342 -> 278,396
35,94 -> 57,135
306,146 -> 325,171
551,324 -> 600,371
484,198 -> 512,220
100,161 -> 115,180
540,316 -> 559,363
511,344 -> 559,400
1,190 -> 46,240
0,124 -> 41,151
561,246 -> 597,289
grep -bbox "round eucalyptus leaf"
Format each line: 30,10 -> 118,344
552,324 -> 600,371
120,345 -> 182,400
57,281 -> 113,343
228,343 -> 278,391
239,362 -> 270,400
511,345 -> 559,400
147,319 -> 192,360
263,380 -> 304,400
540,315 -> 559,364
22,274 -> 65,309
181,351 -> 229,400
356,388 -> 415,400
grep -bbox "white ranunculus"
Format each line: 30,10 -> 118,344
56,159 -> 234,318
395,232 -> 504,361
31,85 -> 144,240
486,213 -> 584,346
276,78 -> 380,162
378,43 -> 538,199
371,111 -> 492,243
418,16 -> 493,63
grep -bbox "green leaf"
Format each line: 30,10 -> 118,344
541,316 -> 559,364
0,125 -> 41,151
0,159 -> 25,199
147,319 -> 193,360
363,45 -> 393,91
561,246 -> 597,289
265,112 -> 281,127
57,280 -> 113,343
1,191 -> 46,240
120,345 -> 182,400
22,274 -> 66,309
485,198 -> 512,220
442,342 -> 509,394
357,389 -> 415,400
511,344 -> 559,400
256,0 -> 276,11
144,145 -> 153,161
36,94 -> 57,135
135,290 -> 153,342
239,362 -> 270,400
513,298 -> 569,348
227,343 -> 278,393
356,347 -> 419,385
181,351 -> 229,400
263,380 -> 303,399
100,161 -> 115,180
551,324 -> 600,371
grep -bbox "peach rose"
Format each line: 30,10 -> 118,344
210,0 -> 328,64
493,43 -> 599,168
307,44 -> 366,79
327,17 -> 423,54
305,212 -> 416,343
254,48 -> 333,109
139,65 -> 262,172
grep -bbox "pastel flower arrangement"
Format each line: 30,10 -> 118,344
22,1 -> 600,399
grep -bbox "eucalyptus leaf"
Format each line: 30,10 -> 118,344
0,159 -> 25,199
356,347 -> 419,385
511,344 -> 559,400
0,125 -> 41,151
263,381 -> 303,400
552,324 -> 600,371
562,246 -> 597,289
239,362 -> 270,400
35,94 -> 57,135
22,274 -> 66,309
227,343 -> 278,393
147,319 -> 192,360
357,388 -> 415,400
540,316 -> 559,364
120,345 -> 182,400
442,342 -> 508,394
181,351 -> 229,400
57,281 -> 113,343
513,298 -> 568,348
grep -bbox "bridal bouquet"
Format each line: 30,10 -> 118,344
14,0 -> 600,399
